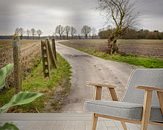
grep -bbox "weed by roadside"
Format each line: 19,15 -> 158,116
0,53 -> 71,112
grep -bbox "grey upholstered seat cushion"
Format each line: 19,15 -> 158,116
85,100 -> 163,123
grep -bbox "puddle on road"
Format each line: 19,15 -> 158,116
65,54 -> 91,58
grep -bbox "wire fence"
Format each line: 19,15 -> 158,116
0,40 -> 41,87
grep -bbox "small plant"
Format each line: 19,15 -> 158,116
0,92 -> 43,130
0,64 -> 43,130
0,123 -> 19,130
0,91 -> 43,113
0,64 -> 13,89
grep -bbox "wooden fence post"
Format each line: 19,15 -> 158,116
46,39 -> 57,69
52,39 -> 57,61
12,39 -> 22,93
41,41 -> 50,78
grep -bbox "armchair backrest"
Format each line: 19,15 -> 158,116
123,69 -> 163,107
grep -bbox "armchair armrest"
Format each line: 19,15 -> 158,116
137,86 -> 163,125
137,86 -> 163,92
87,82 -> 116,89
87,81 -> 118,101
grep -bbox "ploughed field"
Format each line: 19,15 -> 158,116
0,40 -> 40,48
61,39 -> 163,59
0,40 -> 41,84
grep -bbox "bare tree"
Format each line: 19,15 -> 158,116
27,29 -> 30,39
19,28 -> 24,40
91,27 -> 96,39
70,26 -> 77,39
55,25 -> 64,39
31,28 -> 36,40
81,25 -> 91,39
64,26 -> 71,39
37,29 -> 42,39
14,27 -> 23,39
15,28 -> 20,36
98,0 -> 138,54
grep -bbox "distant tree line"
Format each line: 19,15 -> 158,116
11,25 -> 99,40
99,28 -> 163,39
54,25 -> 97,39
14,27 -> 43,40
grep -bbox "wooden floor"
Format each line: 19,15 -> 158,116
0,113 -> 140,130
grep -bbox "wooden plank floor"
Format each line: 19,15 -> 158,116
0,113 -> 140,130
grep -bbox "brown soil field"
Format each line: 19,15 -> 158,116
61,39 -> 163,59
0,40 -> 41,86
0,40 -> 40,48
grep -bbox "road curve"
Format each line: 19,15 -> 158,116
56,42 -> 136,113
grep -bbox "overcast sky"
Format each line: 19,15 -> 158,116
0,0 -> 163,35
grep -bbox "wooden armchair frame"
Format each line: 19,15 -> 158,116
88,82 -> 163,130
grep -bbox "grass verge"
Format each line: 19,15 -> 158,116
79,48 -> 163,68
0,53 -> 71,112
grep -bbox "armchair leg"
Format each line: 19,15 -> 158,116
108,87 -> 128,130
92,113 -> 98,130
141,90 -> 152,130
121,121 -> 127,130
157,92 -> 163,114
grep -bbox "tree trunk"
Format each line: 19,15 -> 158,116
108,34 -> 119,54
85,34 -> 88,39
60,34 -> 62,40
20,35 -> 23,40
67,33 -> 68,39
112,39 -> 119,54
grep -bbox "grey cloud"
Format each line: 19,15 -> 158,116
9,0 -> 98,11
0,0 -> 163,35
135,0 -> 163,16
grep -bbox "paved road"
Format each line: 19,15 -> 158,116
56,42 -> 136,113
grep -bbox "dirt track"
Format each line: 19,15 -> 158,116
56,42 -> 137,113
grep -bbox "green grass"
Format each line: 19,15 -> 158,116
0,54 -> 71,112
79,48 -> 163,68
